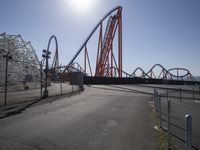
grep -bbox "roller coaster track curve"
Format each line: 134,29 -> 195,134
131,64 -> 195,81
62,6 -> 122,77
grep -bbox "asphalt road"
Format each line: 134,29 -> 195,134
109,85 -> 200,150
0,85 -> 157,150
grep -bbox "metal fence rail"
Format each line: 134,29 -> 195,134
153,88 -> 200,150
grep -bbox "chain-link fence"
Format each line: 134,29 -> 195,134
0,69 -> 82,106
0,34 -> 81,107
42,71 -> 82,99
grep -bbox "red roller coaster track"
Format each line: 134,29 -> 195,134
47,6 -> 197,83
62,6 -> 122,77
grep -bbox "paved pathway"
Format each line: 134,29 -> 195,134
0,85 -> 157,150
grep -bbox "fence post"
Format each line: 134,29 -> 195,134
185,115 -> 192,150
154,88 -> 156,108
167,99 -> 171,149
155,91 -> 158,111
4,55 -> 9,106
159,96 -> 162,128
158,95 -> 160,112
179,88 -> 182,102
40,63 -> 43,99
166,88 -> 169,99
192,88 -> 194,101
59,74 -> 63,95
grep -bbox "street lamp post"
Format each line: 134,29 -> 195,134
42,49 -> 51,98
40,59 -> 45,99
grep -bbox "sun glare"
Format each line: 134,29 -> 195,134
68,0 -> 94,14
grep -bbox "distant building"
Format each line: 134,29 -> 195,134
0,33 -> 40,90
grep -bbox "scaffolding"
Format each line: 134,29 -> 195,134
0,32 -> 40,91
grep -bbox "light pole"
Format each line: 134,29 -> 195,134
40,59 -> 45,99
42,49 -> 51,98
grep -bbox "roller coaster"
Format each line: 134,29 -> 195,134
46,6 -> 199,85
131,64 -> 195,81
62,6 -> 122,77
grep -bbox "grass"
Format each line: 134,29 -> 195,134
149,100 -> 176,150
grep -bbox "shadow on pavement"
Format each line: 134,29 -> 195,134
0,90 -> 82,119
89,85 -> 154,95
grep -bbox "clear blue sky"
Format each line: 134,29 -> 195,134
1,0 -> 200,75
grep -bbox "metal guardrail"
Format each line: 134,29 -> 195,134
153,89 -> 198,150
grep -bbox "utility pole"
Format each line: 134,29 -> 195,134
42,49 -> 51,98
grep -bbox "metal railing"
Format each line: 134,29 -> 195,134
153,88 -> 199,150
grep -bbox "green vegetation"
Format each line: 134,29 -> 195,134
149,100 -> 176,150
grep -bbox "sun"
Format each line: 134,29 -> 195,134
68,0 -> 94,14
